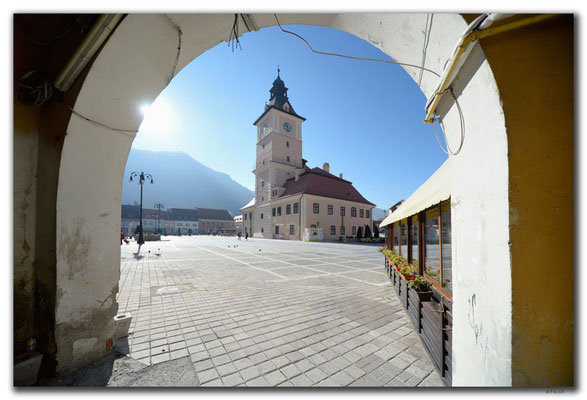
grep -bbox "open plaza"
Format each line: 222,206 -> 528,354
114,235 -> 443,387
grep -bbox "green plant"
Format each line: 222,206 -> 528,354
399,263 -> 413,277
373,222 -> 380,239
357,226 -> 363,240
364,224 -> 372,239
408,275 -> 431,291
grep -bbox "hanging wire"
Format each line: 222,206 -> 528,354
17,70 -> 54,107
64,102 -> 137,137
228,14 -> 242,52
273,13 -> 470,156
418,14 -> 434,87
432,88 -> 466,156
273,14 -> 441,78
163,14 -> 183,85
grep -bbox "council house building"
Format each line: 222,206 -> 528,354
241,70 -> 375,240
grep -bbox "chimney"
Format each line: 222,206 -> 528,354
323,162 -> 330,173
339,173 -> 343,179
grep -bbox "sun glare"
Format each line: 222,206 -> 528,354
139,97 -> 178,134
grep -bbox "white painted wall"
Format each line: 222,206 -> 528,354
56,13 -> 511,384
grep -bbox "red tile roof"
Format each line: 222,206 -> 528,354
281,168 -> 375,206
197,208 -> 233,221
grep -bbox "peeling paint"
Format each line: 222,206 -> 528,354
58,218 -> 91,280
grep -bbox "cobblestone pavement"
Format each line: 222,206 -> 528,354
116,235 -> 444,387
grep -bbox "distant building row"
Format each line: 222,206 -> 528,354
121,205 -> 235,236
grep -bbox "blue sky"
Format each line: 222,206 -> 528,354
133,23 -> 448,210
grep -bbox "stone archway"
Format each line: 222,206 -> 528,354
51,13 -> 574,386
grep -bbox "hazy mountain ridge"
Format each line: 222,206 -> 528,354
122,149 -> 254,216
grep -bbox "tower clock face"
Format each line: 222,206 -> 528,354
283,122 -> 292,132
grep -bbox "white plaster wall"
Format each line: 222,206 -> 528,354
56,13 -> 511,383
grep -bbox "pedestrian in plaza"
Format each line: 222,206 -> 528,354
245,232 -> 248,241
238,231 -> 242,240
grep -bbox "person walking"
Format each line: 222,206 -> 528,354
245,232 -> 248,241
238,231 -> 242,241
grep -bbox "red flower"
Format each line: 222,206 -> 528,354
409,276 -> 415,280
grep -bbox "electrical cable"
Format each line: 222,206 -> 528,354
273,14 -> 441,78
274,13 -> 469,156
64,102 -> 137,137
163,14 -> 183,85
418,14 -> 434,87
17,70 -> 54,107
432,88 -> 465,156
228,14 -> 242,52
15,23 -> 78,47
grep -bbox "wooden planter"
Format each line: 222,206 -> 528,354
384,257 -> 453,387
420,289 -> 453,387
399,275 -> 409,309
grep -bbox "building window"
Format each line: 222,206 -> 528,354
261,227 -> 264,233
400,219 -> 408,257
286,204 -> 291,214
293,203 -> 299,214
261,181 -> 264,187
272,208 -> 276,217
262,143 -> 265,149
424,206 -> 441,284
441,200 -> 452,293
330,225 -> 336,235
366,210 -> 370,218
277,207 -> 282,216
410,216 -> 419,270
260,213 -> 264,219
351,207 -> 357,217
393,222 -> 400,250
244,214 -> 247,220
352,226 -> 356,235
313,203 -> 319,214
327,205 -> 333,215
360,209 -> 364,218
249,212 -> 252,220
286,141 -> 290,148
340,226 -> 345,235
286,156 -> 290,162
340,206 -> 345,216
275,225 -> 279,235
290,225 -> 295,235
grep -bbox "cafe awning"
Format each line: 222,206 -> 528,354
379,158 -> 452,228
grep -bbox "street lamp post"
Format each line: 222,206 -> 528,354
129,171 -> 154,245
154,202 -> 165,234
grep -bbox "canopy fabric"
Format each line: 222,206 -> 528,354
379,158 -> 452,228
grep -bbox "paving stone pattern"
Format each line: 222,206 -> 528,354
117,236 -> 444,387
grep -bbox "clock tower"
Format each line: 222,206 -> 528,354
252,69 -> 306,237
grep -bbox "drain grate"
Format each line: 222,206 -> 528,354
156,286 -> 187,295
151,283 -> 195,296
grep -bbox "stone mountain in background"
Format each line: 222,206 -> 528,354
122,149 -> 254,216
